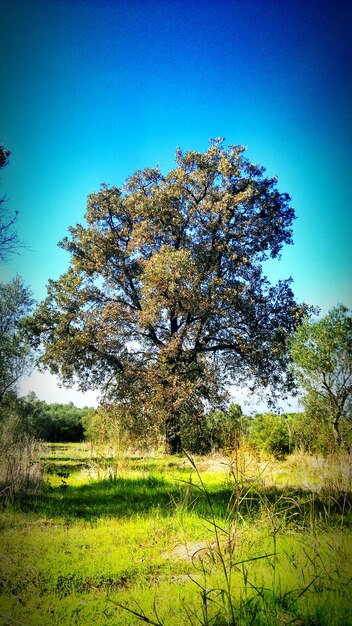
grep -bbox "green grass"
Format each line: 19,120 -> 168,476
0,443 -> 351,625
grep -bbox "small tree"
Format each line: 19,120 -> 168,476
291,305 -> 352,448
27,140 -> 307,452
288,409 -> 334,454
0,277 -> 34,402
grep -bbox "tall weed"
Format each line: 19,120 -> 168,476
0,415 -> 43,503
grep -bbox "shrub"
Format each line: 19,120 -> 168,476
248,412 -> 290,458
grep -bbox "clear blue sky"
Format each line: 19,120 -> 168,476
0,0 -> 351,408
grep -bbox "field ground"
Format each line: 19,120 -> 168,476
0,443 -> 351,625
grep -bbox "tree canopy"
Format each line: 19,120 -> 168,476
27,139 -> 306,452
291,305 -> 352,448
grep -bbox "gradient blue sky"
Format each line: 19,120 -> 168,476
0,0 -> 351,408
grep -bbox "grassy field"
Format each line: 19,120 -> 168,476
0,443 -> 351,625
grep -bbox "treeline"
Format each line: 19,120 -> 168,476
207,407 -> 351,457
1,393 -> 94,442
198,407 -> 350,457
82,402 -> 348,457
1,391 -> 349,457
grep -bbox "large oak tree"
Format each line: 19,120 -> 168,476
27,140 -> 307,452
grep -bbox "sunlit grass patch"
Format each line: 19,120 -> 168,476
1,444 -> 351,625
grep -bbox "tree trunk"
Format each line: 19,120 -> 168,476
165,414 -> 182,454
332,413 -> 342,447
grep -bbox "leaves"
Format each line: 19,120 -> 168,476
27,140 -> 306,448
0,277 -> 34,400
291,305 -> 352,446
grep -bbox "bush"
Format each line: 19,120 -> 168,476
248,413 -> 290,458
246,409 -> 348,458
37,403 -> 88,442
82,405 -> 124,444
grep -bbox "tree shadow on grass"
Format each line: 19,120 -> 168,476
13,474 -> 352,526
15,475 -> 196,521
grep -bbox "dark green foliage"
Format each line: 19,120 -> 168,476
247,409 -> 349,457
82,402 -> 211,453
1,393 -> 93,442
81,402 -> 248,454
31,399 -> 92,442
180,402 -> 248,454
178,412 -> 211,454
247,410 -> 345,457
